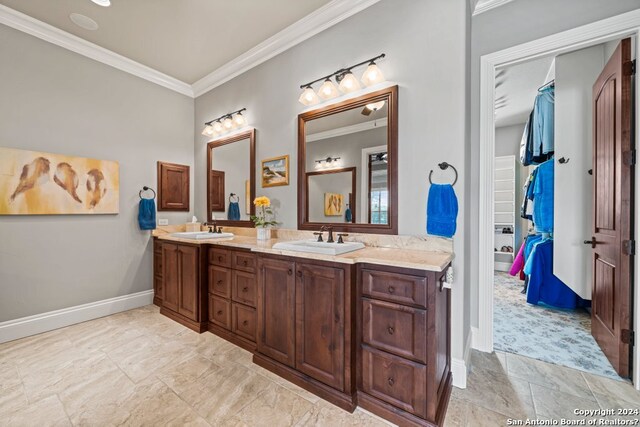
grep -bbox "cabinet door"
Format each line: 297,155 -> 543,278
158,161 -> 190,211
162,243 -> 180,313
177,245 -> 199,321
295,262 -> 345,391
257,257 -> 296,367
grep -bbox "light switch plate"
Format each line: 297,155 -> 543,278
158,219 -> 169,226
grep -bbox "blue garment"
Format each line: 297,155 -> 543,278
228,201 -> 241,221
345,206 -> 352,222
427,184 -> 458,238
533,159 -> 554,233
523,234 -> 543,266
520,111 -> 535,166
138,198 -> 156,230
525,239 -> 590,309
532,86 -> 555,157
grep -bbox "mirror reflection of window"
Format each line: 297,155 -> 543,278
305,100 -> 389,225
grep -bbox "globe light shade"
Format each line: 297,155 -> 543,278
338,72 -> 361,93
361,63 -> 385,86
213,121 -> 224,133
298,87 -> 320,106
201,124 -> 214,136
234,113 -> 246,127
223,117 -> 234,130
317,79 -> 339,100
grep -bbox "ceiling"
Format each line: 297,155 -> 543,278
494,55 -> 554,128
0,0 -> 331,83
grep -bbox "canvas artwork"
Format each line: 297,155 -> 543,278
324,192 -> 344,216
0,147 -> 119,215
261,155 -> 289,187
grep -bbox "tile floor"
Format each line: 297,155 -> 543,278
0,305 -> 638,426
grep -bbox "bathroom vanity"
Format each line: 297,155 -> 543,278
153,232 -> 452,427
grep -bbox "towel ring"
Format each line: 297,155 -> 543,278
429,162 -> 458,186
139,186 -> 156,200
229,193 -> 240,203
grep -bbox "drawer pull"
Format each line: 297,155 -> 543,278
288,268 -> 293,275
243,260 -> 248,266
242,286 -> 249,292
218,256 -> 223,262
217,279 -> 224,285
217,310 -> 223,315
242,320 -> 249,326
388,286 -> 395,294
297,270 -> 303,278
387,377 -> 395,386
387,326 -> 394,335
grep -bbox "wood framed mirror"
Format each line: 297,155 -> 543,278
298,85 -> 398,234
207,129 -> 256,227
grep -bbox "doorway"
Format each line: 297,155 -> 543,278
476,12 -> 640,388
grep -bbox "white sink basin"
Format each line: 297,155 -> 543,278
171,231 -> 234,240
272,239 -> 365,255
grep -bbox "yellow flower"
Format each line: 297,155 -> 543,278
254,196 -> 271,207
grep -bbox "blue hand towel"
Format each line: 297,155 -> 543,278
427,184 -> 458,238
345,206 -> 352,222
138,198 -> 156,230
228,201 -> 241,221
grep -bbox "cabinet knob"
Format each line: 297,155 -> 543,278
243,260 -> 248,266
217,310 -> 223,315
218,256 -> 223,262
388,286 -> 395,294
387,377 -> 395,386
217,279 -> 223,285
387,326 -> 394,335
242,286 -> 249,292
243,320 -> 248,326
297,270 -> 303,278
287,269 -> 293,275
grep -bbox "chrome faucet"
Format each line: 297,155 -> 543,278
321,225 -> 334,243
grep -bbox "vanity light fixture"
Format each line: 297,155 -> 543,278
315,156 -> 341,165
202,108 -> 247,138
298,53 -> 386,105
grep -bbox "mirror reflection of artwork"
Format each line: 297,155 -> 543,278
0,147 -> 119,215
261,155 -> 289,187
324,193 -> 344,216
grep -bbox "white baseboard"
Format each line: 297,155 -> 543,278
0,290 -> 154,344
452,327 -> 473,389
494,262 -> 511,272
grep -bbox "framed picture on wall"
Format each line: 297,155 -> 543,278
261,155 -> 289,188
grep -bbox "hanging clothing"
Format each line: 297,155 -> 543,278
533,159 -> 554,233
520,111 -> 535,166
228,201 -> 241,221
524,239 -> 590,309
427,183 -> 458,238
138,198 -> 156,230
509,242 -> 526,278
345,205 -> 352,222
532,86 -> 555,158
520,168 -> 537,220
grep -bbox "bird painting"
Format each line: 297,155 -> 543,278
86,168 -> 107,208
53,162 -> 82,203
9,157 -> 51,201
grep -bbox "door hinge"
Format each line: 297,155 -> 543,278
622,329 -> 635,345
623,240 -> 636,256
624,59 -> 636,76
623,149 -> 636,166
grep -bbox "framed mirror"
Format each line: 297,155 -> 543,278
298,85 -> 398,234
207,129 -> 256,227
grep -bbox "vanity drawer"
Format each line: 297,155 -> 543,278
362,298 -> 427,363
209,266 -> 231,298
361,345 -> 427,418
232,270 -> 257,307
209,295 -> 231,330
232,303 -> 256,342
233,251 -> 257,272
153,250 -> 163,273
210,247 -> 231,268
361,269 -> 427,308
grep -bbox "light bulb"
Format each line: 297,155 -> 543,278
317,79 -> 339,100
365,100 -> 386,112
361,62 -> 385,86
213,121 -> 223,133
201,124 -> 214,136
234,113 -> 246,127
338,72 -> 361,93
298,87 -> 320,106
223,117 -> 233,130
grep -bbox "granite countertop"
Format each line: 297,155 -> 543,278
155,233 -> 453,272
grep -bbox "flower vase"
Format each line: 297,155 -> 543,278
256,227 -> 272,241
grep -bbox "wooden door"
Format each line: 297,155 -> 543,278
209,170 -> 225,212
591,38 -> 633,378
162,243 -> 180,313
177,245 -> 199,321
158,161 -> 190,211
295,262 -> 345,390
257,257 -> 296,367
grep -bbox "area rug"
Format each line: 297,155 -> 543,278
493,272 -> 621,380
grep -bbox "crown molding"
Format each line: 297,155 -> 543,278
191,0 -> 382,98
307,117 -> 387,142
0,4 -> 193,97
472,0 -> 514,16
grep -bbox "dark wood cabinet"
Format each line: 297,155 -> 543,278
153,238 -> 163,306
157,161 -> 190,211
209,170 -> 225,212
160,242 -> 206,332
295,262 -> 345,391
256,256 -> 296,367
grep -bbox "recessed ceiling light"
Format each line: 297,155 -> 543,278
69,13 -> 98,31
91,0 -> 111,6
